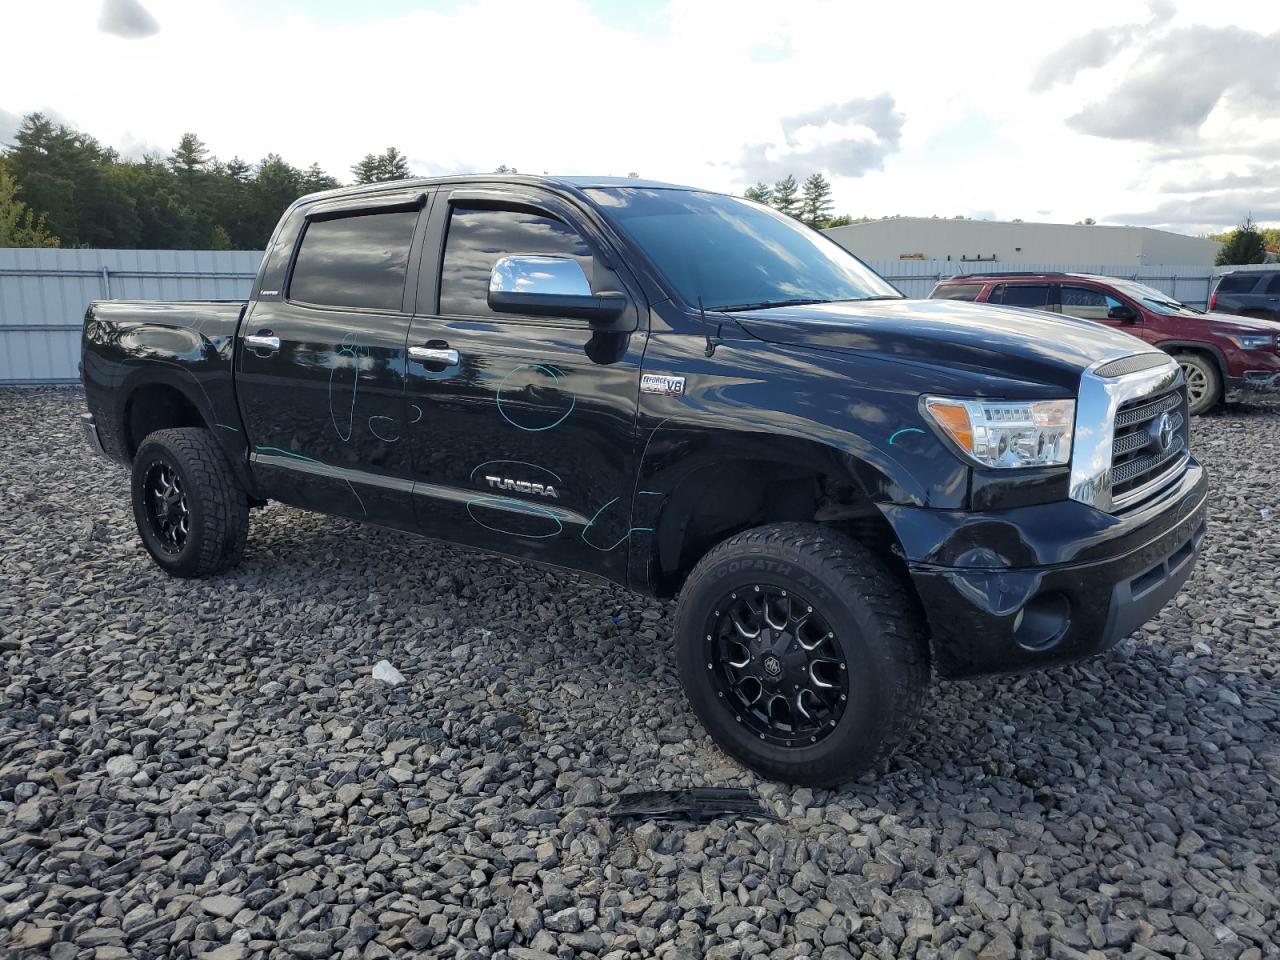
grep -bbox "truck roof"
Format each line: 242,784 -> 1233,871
298,174 -> 706,207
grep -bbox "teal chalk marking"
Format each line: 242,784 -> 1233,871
496,363 -> 576,432
255,445 -> 322,464
466,497 -> 563,539
888,428 -> 926,445
638,490 -> 662,496
216,423 -> 239,432
581,497 -> 654,552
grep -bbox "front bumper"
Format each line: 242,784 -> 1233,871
81,413 -> 107,458
1238,370 -> 1280,394
890,459 -> 1208,678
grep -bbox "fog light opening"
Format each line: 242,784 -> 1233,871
1013,592 -> 1071,652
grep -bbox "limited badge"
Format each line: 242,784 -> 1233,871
641,374 -> 686,397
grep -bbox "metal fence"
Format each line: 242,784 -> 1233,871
0,249 -> 262,384
0,248 -> 1274,384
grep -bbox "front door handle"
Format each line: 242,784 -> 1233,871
409,345 -> 460,366
244,334 -> 281,352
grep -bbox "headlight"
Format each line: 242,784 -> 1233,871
1226,334 -> 1274,350
921,397 -> 1075,469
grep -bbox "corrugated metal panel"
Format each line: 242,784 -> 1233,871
0,248 -> 261,383
0,247 -> 1266,384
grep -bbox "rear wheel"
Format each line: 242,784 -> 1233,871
674,523 -> 929,786
1174,352 -> 1221,415
131,428 -> 248,577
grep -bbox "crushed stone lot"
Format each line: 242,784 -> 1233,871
2,385 -> 1279,960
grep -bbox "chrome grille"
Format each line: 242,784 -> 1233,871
1108,384 -> 1190,510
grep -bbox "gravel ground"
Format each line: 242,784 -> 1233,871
2,386 -> 1279,960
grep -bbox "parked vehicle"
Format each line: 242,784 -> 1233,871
930,272 -> 1280,414
81,178 -> 1208,785
1209,269 -> 1280,322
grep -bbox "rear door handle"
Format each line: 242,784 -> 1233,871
244,334 -> 281,351
409,345 -> 460,366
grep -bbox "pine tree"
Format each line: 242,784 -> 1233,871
744,182 -> 772,204
770,174 -> 800,218
169,133 -> 210,174
1216,216 -> 1267,265
301,163 -> 339,194
799,173 -> 833,228
352,147 -> 412,183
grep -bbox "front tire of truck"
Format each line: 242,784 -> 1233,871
675,523 -> 929,786
130,428 -> 249,578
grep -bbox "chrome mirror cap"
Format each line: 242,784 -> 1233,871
489,255 -> 592,297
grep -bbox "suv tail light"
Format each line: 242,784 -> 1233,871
1208,290 -> 1218,311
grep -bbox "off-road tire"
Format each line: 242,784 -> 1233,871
675,522 -> 929,786
1174,352 -> 1221,415
130,428 -> 249,578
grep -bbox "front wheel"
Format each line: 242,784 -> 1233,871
1175,352 -> 1221,415
674,523 -> 929,786
130,428 -> 249,578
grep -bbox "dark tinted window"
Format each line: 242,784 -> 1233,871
995,284 -> 1050,309
440,205 -> 592,317
1216,274 -> 1259,294
586,187 -> 900,309
931,284 -> 982,301
289,210 -> 418,310
1266,274 -> 1280,295
1061,285 -> 1121,320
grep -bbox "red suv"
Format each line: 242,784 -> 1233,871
930,273 -> 1280,414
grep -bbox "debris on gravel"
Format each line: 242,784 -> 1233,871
2,386 -> 1279,959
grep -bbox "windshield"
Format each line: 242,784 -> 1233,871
586,187 -> 902,311
1109,279 -> 1201,315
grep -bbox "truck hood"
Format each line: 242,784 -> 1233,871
731,298 -> 1153,392
1202,310 -> 1280,335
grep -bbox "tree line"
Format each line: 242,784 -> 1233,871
0,113 -> 417,250
1210,217 -> 1279,266
742,173 -> 865,229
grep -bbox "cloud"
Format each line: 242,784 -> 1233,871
736,94 -> 903,184
1031,0 -> 1174,92
1159,168 -> 1280,194
0,108 -> 21,148
98,0 -> 159,39
1067,27 -> 1280,143
1109,189 -> 1280,232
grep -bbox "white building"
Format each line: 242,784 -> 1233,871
823,217 -> 1221,267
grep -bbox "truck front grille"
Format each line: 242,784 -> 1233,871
1108,385 -> 1190,511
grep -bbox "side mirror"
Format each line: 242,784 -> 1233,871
488,256 -> 627,323
1107,304 -> 1137,323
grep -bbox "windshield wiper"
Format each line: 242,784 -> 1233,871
714,298 -> 832,312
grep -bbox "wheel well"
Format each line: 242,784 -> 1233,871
125,384 -> 206,458
1169,346 -> 1224,383
653,460 -> 906,596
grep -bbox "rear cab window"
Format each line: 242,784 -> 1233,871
289,210 -> 419,310
1215,274 -> 1260,295
438,205 -> 593,318
931,283 -> 983,302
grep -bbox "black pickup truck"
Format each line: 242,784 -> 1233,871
81,176 -> 1208,785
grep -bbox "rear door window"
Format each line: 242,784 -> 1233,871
290,210 -> 419,311
1266,274 -> 1280,295
1060,285 -> 1122,320
995,284 -> 1050,309
931,284 -> 982,301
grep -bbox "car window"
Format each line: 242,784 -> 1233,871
289,210 -> 419,311
1216,274 -> 1258,294
439,205 -> 593,318
995,284 -> 1050,309
931,284 -> 982,301
1266,274 -> 1280,295
1061,285 -> 1122,320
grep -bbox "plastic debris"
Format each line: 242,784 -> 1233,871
1262,507 -> 1272,520
371,660 -> 406,685
608,788 -> 776,823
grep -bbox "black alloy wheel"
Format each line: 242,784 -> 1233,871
704,585 -> 849,747
143,460 -> 190,554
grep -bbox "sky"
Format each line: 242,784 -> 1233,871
2,0 -> 1278,236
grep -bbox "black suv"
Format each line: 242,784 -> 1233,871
1210,269 -> 1280,321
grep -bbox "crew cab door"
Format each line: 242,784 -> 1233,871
236,190 -> 430,525
1056,283 -> 1144,337
404,186 -> 647,582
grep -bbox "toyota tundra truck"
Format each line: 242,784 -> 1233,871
80,176 -> 1208,785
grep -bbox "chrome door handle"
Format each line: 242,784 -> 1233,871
409,346 -> 460,366
244,335 -> 281,351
